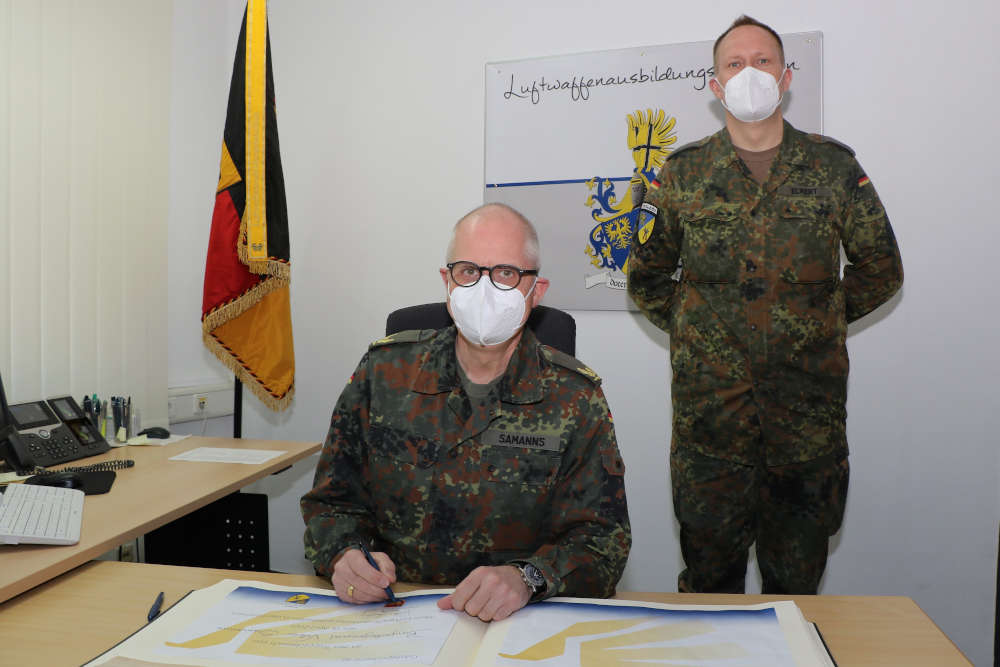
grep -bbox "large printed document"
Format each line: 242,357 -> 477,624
85,580 -> 834,667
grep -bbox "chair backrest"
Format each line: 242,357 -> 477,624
385,303 -> 576,357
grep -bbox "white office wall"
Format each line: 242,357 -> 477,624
169,2 -> 999,664
0,0 -> 169,424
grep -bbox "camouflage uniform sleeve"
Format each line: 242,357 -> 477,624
627,165 -> 683,331
300,352 -> 376,576
840,162 -> 903,322
528,383 -> 631,599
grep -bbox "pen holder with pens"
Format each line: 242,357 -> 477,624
100,397 -> 140,443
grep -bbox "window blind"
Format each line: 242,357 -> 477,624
0,0 -> 170,426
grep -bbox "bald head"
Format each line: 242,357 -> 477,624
446,203 -> 540,268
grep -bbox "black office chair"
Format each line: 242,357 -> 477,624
385,302 -> 576,357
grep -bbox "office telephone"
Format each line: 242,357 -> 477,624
0,369 -> 32,473
0,373 -> 110,473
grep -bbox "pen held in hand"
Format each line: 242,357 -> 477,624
356,542 -> 403,607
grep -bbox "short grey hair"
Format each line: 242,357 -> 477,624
445,203 -> 541,268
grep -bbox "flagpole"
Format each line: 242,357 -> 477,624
234,376 -> 243,438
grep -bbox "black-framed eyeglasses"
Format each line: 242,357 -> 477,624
447,261 -> 539,291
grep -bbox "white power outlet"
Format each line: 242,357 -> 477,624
167,383 -> 235,424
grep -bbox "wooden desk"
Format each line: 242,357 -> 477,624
0,436 -> 319,604
0,560 -> 971,666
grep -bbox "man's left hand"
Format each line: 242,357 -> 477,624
437,565 -> 531,621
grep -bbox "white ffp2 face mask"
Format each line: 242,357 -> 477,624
448,277 -> 535,346
717,66 -> 785,123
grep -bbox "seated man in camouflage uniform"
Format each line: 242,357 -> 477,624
301,203 -> 631,621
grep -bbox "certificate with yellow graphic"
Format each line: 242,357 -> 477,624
476,598 -> 834,667
84,580 -> 833,667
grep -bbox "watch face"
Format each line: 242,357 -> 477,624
523,563 -> 545,587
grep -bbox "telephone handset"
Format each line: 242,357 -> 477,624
0,424 -> 35,474
0,370 -> 36,473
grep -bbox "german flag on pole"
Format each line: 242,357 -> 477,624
202,0 -> 294,411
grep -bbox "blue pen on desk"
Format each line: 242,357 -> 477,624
147,591 -> 164,622
356,542 -> 403,606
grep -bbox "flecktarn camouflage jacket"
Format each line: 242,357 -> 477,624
628,121 -> 903,465
301,326 -> 631,598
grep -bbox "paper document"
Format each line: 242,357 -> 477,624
478,597 -> 833,667
168,447 -> 284,464
84,580 -> 834,667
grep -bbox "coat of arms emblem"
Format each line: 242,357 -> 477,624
585,109 -> 676,288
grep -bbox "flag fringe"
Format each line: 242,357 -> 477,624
237,241 -> 292,279
203,330 -> 294,411
201,273 -> 288,333
201,274 -> 294,411
236,211 -> 291,279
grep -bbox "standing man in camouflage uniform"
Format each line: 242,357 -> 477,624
302,203 -> 631,620
628,16 -> 902,594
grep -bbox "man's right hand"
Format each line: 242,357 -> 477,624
330,546 -> 397,604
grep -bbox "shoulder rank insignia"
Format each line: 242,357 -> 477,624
369,329 -> 432,349
666,135 -> 711,161
541,346 -> 602,384
807,133 -> 855,156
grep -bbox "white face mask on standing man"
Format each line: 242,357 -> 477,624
716,65 -> 787,123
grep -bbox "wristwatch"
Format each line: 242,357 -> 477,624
514,562 -> 546,598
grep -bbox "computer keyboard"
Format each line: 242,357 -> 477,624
0,483 -> 84,545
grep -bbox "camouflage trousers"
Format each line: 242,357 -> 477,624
671,446 -> 849,594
